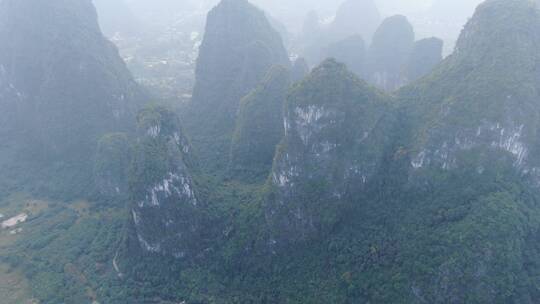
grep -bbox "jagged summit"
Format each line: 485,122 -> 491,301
266,59 -> 391,244
127,106 -> 204,259
99,0 -> 540,303
186,0 -> 290,171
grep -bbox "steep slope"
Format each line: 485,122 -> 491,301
367,15 -> 415,91
392,0 -> 540,301
265,59 -> 391,245
126,106 -> 205,259
400,0 -> 540,179
256,1 -> 540,301
108,2 -> 540,303
187,0 -> 290,171
229,65 -> 291,182
0,0 -> 144,196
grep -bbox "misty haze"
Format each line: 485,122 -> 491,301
0,0 -> 539,303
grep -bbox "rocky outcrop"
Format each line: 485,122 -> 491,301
265,59 -> 391,245
229,66 -> 291,181
117,1 -> 540,303
127,106 -> 204,259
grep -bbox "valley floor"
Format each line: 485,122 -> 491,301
0,193 -> 125,303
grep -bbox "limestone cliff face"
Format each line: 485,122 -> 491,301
400,0 -> 540,183
266,59 -> 391,245
117,1 -> 540,302
128,106 -> 203,259
187,0 -> 290,169
390,4 -> 540,299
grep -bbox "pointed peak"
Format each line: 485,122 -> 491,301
290,58 -> 383,108
312,58 -> 351,76
375,15 -> 413,34
371,14 -> 415,51
214,0 -> 255,11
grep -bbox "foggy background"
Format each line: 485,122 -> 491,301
92,0 -> 485,100
94,0 -> 484,40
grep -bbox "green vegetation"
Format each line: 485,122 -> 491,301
116,1 -> 540,303
185,0 -> 290,173
230,65 -> 291,182
0,194 -> 127,304
0,263 -> 34,304
4,0 -> 540,304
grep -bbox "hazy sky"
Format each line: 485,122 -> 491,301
95,0 -> 487,55
250,0 -> 485,53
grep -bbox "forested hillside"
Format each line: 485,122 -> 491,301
3,0 -> 540,303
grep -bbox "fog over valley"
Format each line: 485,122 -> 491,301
92,0 -> 483,101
